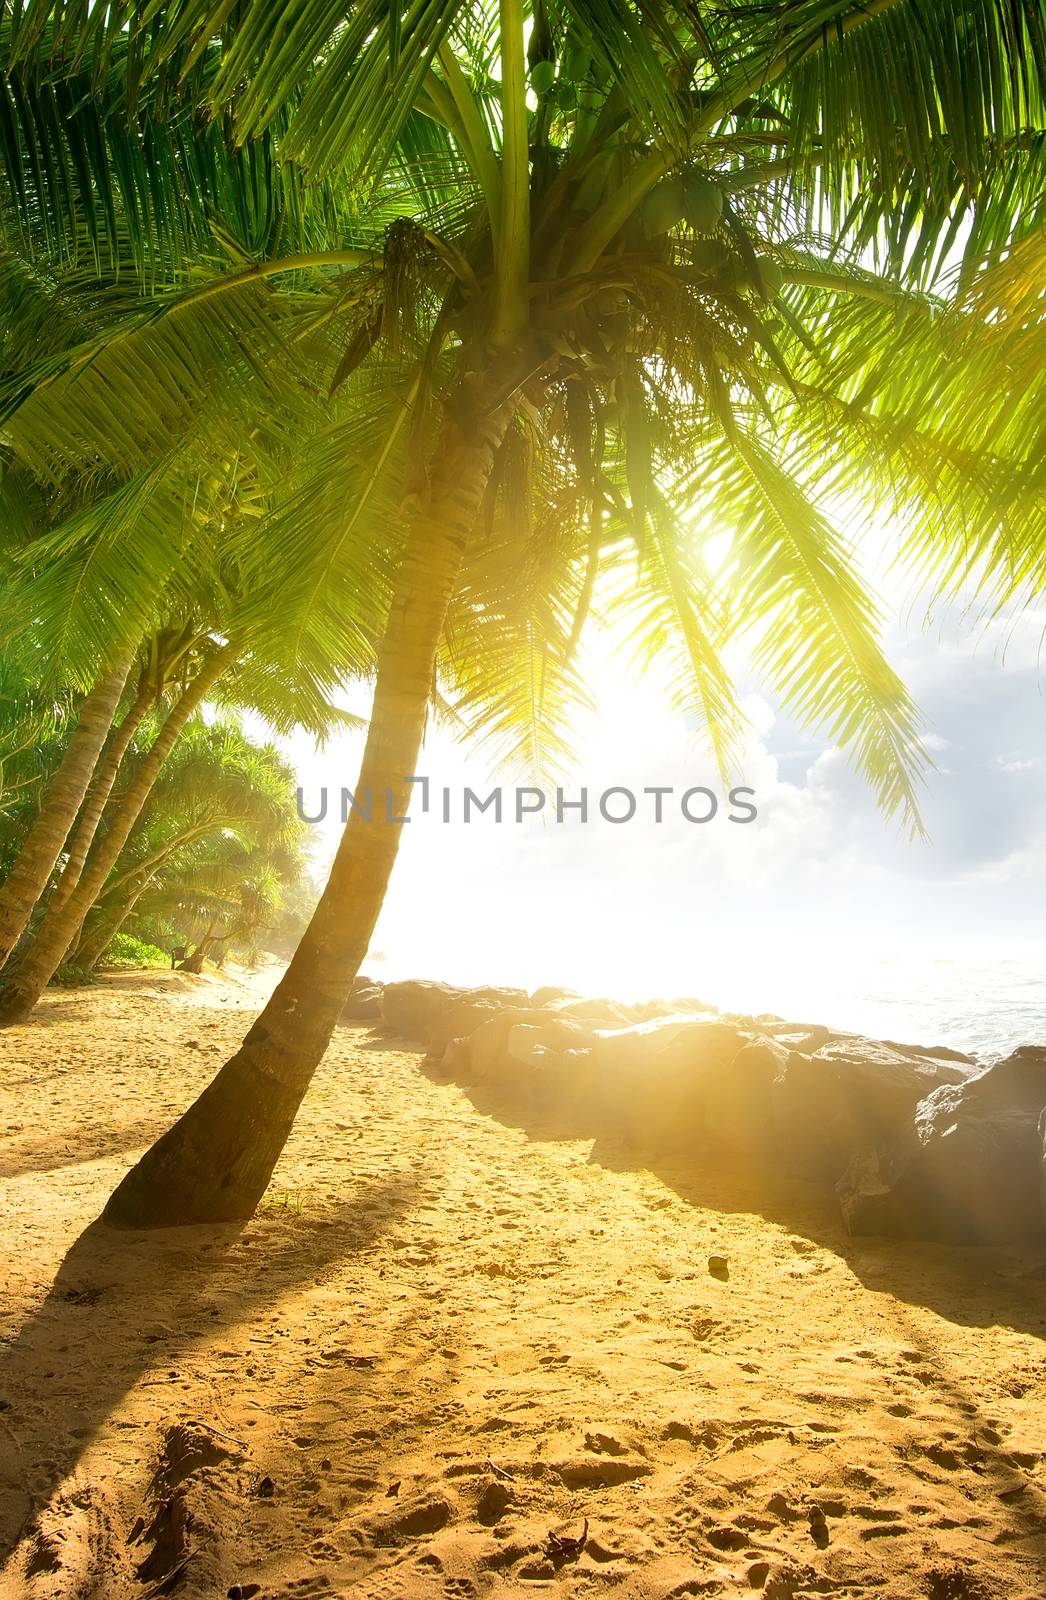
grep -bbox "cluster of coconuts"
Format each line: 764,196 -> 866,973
642,171 -> 724,236
525,65 -> 785,304
529,58 -> 580,110
643,175 -> 784,299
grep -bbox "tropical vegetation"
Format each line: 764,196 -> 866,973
0,0 -> 1042,1225
0,668 -> 309,978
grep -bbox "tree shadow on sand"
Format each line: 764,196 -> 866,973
0,1167 -> 429,1563
411,1057 -> 1046,1565
423,1061 -> 1046,1342
0,996 -> 111,1031
0,1119 -> 173,1180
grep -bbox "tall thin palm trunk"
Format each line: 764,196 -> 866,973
0,646 -> 135,972
76,882 -> 150,972
46,674 -> 156,917
71,817 -> 225,965
103,392 -> 508,1227
0,648 -> 229,1022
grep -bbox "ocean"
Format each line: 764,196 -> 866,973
361,944 -> 1046,1063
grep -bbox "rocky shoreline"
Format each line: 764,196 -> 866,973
343,977 -> 1046,1247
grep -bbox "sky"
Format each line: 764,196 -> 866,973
267,516 -> 1046,1050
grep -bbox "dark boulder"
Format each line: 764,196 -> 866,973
427,997 -> 506,1058
637,995 -> 717,1020
380,980 -> 467,1042
380,980 -> 529,1045
838,1045 -> 1046,1243
698,1039 -> 782,1159
339,976 -> 383,1021
881,1038 -> 977,1066
771,1039 -> 971,1181
762,1022 -> 834,1055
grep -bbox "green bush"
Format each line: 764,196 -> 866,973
52,963 -> 95,988
98,933 -> 169,970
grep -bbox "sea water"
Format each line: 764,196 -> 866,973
362,942 -> 1046,1062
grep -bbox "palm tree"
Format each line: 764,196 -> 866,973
71,715 -> 307,973
0,234 -> 380,1015
0,644 -> 137,967
44,630 -> 198,920
0,639 -> 234,1015
0,615 -> 362,1018
2,0 -> 1044,1223
0,26 -> 382,980
0,648 -> 68,835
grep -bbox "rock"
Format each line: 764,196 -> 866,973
433,1035 -> 471,1079
881,1038 -> 977,1065
545,996 -> 641,1026
839,1046 -> 1046,1243
469,985 -> 534,1009
591,1017 -> 746,1147
500,1023 -> 617,1106
380,980 -> 465,1041
340,976 -> 383,1021
476,1478 -> 512,1525
531,985 -> 579,1006
771,1039 -> 971,1181
763,1023 -> 833,1055
465,1008 -> 593,1086
1040,1107 -> 1046,1229
426,996 -> 504,1056
639,995 -> 717,1019
699,1039 -> 780,1158
462,1007 -> 538,1081
708,1254 -> 729,1280
380,980 -> 528,1045
812,1038 -> 970,1119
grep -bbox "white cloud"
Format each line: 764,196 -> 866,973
267,557 -> 1046,1032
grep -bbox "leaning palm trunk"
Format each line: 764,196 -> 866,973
46,674 -> 156,918
75,880 -> 152,972
72,820 -> 221,965
181,917 -> 219,973
0,646 -> 134,971
0,648 -> 229,1022
103,391 -> 507,1227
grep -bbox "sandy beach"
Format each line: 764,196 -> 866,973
1,969 -> 1044,1599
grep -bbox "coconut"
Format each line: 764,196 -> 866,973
642,176 -> 687,238
689,238 -> 731,275
549,78 -> 577,111
682,173 -> 723,233
755,257 -> 785,299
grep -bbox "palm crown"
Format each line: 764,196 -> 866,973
2,0 -> 1043,831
